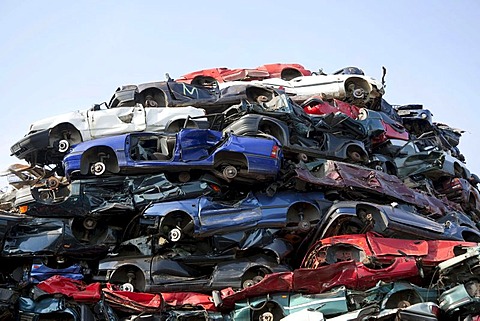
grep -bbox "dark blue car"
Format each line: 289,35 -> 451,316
63,128 -> 282,183
141,190 -> 332,241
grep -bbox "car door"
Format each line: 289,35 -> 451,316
178,129 -> 223,161
87,104 -> 147,139
366,233 -> 429,257
197,193 -> 262,235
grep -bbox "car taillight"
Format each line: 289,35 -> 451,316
18,205 -> 28,214
429,303 -> 440,316
270,145 -> 279,158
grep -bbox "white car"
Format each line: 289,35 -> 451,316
219,72 -> 385,108
10,102 -> 207,166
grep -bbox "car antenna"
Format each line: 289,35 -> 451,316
381,66 -> 387,88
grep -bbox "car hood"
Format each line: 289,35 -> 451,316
28,109 -> 89,133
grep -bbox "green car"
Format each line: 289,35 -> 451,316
230,286 -> 359,321
439,281 -> 480,317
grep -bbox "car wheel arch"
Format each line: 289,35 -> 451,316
286,202 -> 321,230
241,265 -> 272,289
80,146 -> 118,175
214,152 -> 248,169
258,119 -> 289,146
191,76 -> 217,87
344,76 -> 373,96
49,123 -> 83,148
383,289 -> 423,309
280,67 -> 303,80
245,86 -> 275,103
138,87 -> 167,107
461,230 -> 480,242
165,118 -> 199,133
159,210 -> 195,241
251,300 -> 285,321
345,144 -> 369,163
109,264 -> 146,292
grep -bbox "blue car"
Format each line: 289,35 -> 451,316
29,261 -> 84,283
142,190 -> 332,241
63,128 -> 282,183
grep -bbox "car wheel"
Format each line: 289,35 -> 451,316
252,275 -> 264,284
242,279 -> 255,289
90,162 -> 106,176
58,139 -> 70,153
298,220 -> 311,232
256,95 -> 269,103
347,149 -> 363,162
36,189 -> 55,204
165,171 -> 192,183
352,88 -> 366,99
223,165 -> 238,179
120,283 -> 135,292
259,311 -> 274,321
241,267 -> 268,289
254,302 -> 284,321
297,153 -> 308,162
168,227 -> 182,242
46,177 -> 60,189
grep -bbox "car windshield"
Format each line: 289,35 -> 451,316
257,95 -> 293,114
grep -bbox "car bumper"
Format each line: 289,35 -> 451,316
10,129 -> 50,162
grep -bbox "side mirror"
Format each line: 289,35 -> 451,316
91,102 -> 107,111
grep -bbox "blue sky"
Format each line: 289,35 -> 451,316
1,1 -> 479,185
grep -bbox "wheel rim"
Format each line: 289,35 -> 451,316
121,283 -> 134,292
353,88 -> 366,99
297,153 -> 308,162
252,275 -> 264,284
259,312 -> 274,321
223,165 -> 238,179
348,151 -> 363,162
46,177 -> 60,189
256,95 -> 269,103
90,162 -> 106,176
242,279 -> 255,289
58,139 -> 70,153
168,228 -> 182,242
178,172 -> 191,183
298,220 -> 311,232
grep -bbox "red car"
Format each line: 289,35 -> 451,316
302,96 -> 361,119
301,232 -> 477,270
302,97 -> 409,144
217,233 -> 477,309
219,259 -> 420,309
176,63 -> 311,86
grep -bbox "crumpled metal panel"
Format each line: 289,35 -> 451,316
293,160 -> 458,216
220,259 -> 420,309
103,284 -> 163,314
36,275 -> 102,302
2,217 -> 115,258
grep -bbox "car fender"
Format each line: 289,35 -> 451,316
143,199 -> 199,228
28,110 -> 92,140
224,114 -> 290,146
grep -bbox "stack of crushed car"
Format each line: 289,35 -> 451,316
1,63 -> 479,320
